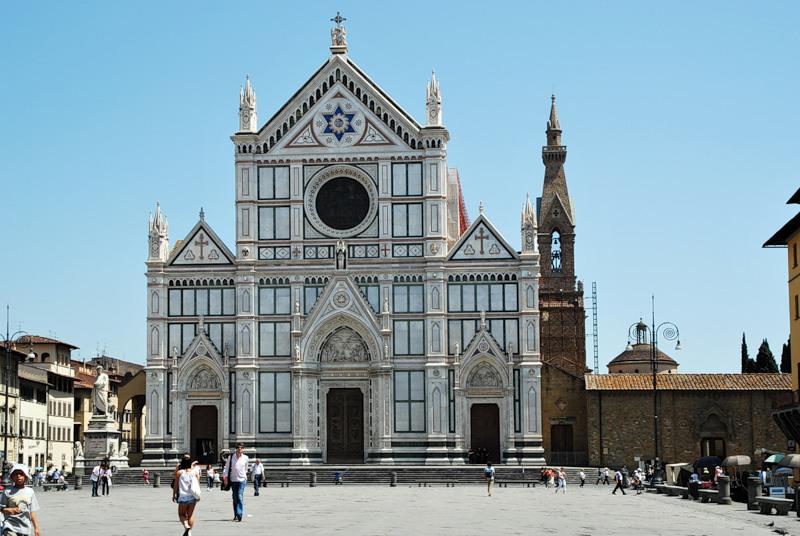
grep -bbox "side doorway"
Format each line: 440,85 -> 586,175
470,403 -> 501,464
190,405 -> 218,465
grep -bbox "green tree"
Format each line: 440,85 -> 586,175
781,338 -> 792,374
755,339 -> 779,373
741,333 -> 751,373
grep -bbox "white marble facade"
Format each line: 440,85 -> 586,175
143,22 -> 544,466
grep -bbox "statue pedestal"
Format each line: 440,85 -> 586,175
81,414 -> 129,470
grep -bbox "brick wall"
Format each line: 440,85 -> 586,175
586,389 -> 788,467
541,364 -> 588,461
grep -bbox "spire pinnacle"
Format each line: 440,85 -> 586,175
426,69 -> 442,127
547,94 -> 561,131
199,207 -> 205,221
521,193 -> 536,227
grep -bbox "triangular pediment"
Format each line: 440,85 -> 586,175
181,327 -> 223,361
302,276 -> 380,333
168,219 -> 235,266
270,83 -> 408,154
447,214 -> 518,261
249,55 -> 423,154
538,193 -> 574,229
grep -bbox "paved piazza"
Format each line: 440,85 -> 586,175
34,484 -> 796,535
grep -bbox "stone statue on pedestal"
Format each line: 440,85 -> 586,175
92,366 -> 109,415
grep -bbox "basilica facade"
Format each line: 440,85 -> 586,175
143,20 -> 565,466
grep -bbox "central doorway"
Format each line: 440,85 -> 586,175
190,405 -> 218,465
326,388 -> 364,463
470,403 -> 500,463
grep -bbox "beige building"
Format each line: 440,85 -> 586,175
20,336 -> 76,472
18,364 -> 48,469
766,187 -> 800,443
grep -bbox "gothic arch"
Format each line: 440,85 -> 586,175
177,355 -> 225,392
464,361 -> 505,388
304,313 -> 381,365
150,291 -> 159,314
319,327 -> 369,363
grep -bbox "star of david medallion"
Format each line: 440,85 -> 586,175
322,105 -> 356,141
314,98 -> 364,147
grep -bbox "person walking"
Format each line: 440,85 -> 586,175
555,468 -> 566,494
222,443 -> 249,522
142,468 -> 150,486
251,460 -> 264,496
206,465 -> 215,490
603,468 -> 610,485
484,462 -> 495,497
173,457 -> 202,536
612,468 -> 626,495
0,464 -> 41,536
101,464 -> 112,496
579,470 -> 586,488
90,463 -> 102,497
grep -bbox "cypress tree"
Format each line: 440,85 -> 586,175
741,333 -> 750,373
756,339 -> 779,373
781,338 -> 792,374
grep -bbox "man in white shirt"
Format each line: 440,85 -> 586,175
251,459 -> 264,496
222,443 -> 249,522
90,463 -> 102,497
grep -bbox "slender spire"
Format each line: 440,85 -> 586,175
238,75 -> 257,133
547,94 -> 561,131
426,69 -> 442,127
199,207 -> 205,221
521,193 -> 537,227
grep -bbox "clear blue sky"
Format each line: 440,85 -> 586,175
2,1 -> 797,370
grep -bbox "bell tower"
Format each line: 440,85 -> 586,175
536,96 -> 586,375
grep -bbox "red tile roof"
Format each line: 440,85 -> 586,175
585,373 -> 791,391
8,335 -> 79,349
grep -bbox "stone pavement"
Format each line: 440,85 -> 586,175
31,483 -> 800,535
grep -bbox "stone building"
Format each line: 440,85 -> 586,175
143,18 -> 549,466
585,373 -> 790,468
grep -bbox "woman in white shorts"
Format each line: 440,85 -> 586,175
172,458 -> 201,536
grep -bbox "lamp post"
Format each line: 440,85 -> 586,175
3,305 -> 35,482
627,296 -> 681,486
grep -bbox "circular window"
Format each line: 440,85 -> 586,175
315,177 -> 370,230
304,165 -> 377,237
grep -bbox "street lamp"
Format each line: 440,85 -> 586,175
3,306 -> 35,482
626,296 -> 681,486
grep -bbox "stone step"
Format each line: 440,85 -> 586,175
68,466 -> 597,486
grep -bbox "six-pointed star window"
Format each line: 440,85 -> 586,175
323,105 -> 356,141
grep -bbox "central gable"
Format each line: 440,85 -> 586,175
275,89 -> 401,153
251,55 -> 424,155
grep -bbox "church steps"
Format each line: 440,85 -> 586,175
68,466 -> 595,486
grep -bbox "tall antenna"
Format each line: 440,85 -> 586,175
592,282 -> 599,373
